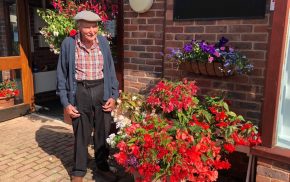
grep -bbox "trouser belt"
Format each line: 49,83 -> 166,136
77,79 -> 104,88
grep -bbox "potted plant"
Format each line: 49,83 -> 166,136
168,37 -> 254,76
37,0 -> 118,54
107,79 -> 261,182
0,79 -> 20,109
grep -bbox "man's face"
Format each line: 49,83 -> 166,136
78,20 -> 98,43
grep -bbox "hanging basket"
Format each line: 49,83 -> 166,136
0,97 -> 15,109
179,61 -> 227,77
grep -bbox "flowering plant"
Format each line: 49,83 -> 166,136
168,37 -> 254,75
0,80 -> 20,98
108,80 -> 261,182
37,0 -> 118,54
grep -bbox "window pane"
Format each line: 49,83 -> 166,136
0,69 -> 23,109
0,0 -> 20,56
277,14 -> 290,149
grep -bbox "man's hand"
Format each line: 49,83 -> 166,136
102,98 -> 116,112
65,104 -> 80,118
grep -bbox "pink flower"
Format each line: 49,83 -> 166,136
208,56 -> 214,63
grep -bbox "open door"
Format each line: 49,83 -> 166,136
0,0 -> 34,122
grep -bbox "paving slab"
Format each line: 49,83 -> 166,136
0,114 -> 133,182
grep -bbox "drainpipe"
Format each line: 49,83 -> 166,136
161,0 -> 167,78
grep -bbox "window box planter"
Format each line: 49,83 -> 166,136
0,97 -> 14,109
179,61 -> 226,77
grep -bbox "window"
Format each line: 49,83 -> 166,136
276,14 -> 290,149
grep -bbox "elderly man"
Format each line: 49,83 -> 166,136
56,10 -> 119,182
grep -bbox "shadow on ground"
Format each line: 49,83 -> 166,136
35,125 -> 134,182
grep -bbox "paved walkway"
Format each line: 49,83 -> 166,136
0,114 -> 133,182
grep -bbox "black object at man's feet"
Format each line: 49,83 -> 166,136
95,146 -> 110,172
97,161 -> 110,172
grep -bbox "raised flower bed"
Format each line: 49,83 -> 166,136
0,80 -> 19,109
168,37 -> 254,77
107,79 -> 261,182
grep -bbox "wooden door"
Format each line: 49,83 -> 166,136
0,0 -> 33,122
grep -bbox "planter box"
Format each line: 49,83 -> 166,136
179,61 -> 227,77
0,97 -> 14,109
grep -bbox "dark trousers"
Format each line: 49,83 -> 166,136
71,79 -> 111,177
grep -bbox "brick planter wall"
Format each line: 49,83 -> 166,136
256,158 -> 290,182
123,0 -> 272,124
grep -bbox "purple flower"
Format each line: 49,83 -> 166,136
183,44 -> 193,53
199,42 -> 215,55
218,37 -> 229,47
127,155 -> 138,167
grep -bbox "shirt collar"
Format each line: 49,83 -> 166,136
76,33 -> 98,50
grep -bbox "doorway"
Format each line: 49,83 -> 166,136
27,0 -> 124,120
0,0 -> 33,122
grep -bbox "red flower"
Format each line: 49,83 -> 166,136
241,123 -> 253,131
223,143 -> 235,153
130,145 -> 140,157
114,152 -> 127,165
216,121 -> 228,128
14,90 -> 20,97
117,141 -> 127,152
157,147 -> 168,159
214,160 -> 231,170
232,132 -> 247,145
143,134 -> 154,148
215,111 -> 227,121
209,107 -> 218,114
69,29 -> 77,37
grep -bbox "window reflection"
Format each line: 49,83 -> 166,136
0,0 -> 19,56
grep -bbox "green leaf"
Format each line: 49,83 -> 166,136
227,111 -> 237,117
201,154 -> 208,162
237,115 -> 245,121
223,102 -> 229,112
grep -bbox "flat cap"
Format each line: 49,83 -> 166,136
73,10 -> 102,22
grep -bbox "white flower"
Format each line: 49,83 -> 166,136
132,96 -> 137,101
106,133 -> 116,148
53,31 -> 59,37
119,115 -> 124,120
53,49 -> 59,54
117,99 -> 122,104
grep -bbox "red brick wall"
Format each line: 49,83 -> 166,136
123,0 -> 271,124
256,158 -> 290,182
123,0 -> 166,93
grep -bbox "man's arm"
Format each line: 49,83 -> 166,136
56,39 -> 70,108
